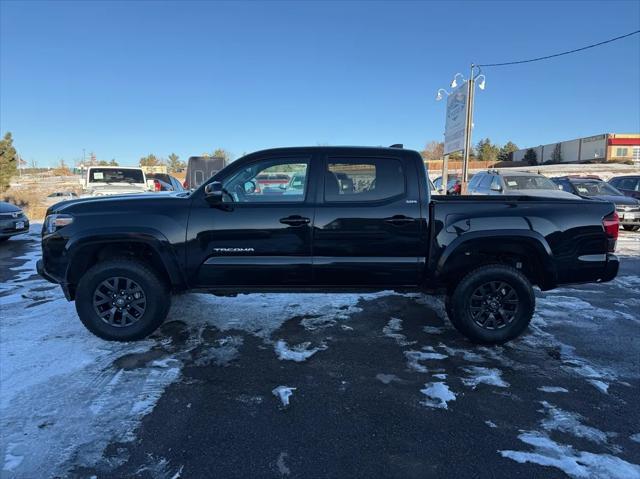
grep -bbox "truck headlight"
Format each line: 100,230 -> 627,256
44,214 -> 74,234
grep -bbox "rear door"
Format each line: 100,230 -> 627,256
312,153 -> 423,286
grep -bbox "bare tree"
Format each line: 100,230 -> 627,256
420,141 -> 444,161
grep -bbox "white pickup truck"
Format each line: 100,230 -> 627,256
84,167 -> 150,196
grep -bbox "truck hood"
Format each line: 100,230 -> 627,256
0,201 -> 22,214
47,191 -> 186,215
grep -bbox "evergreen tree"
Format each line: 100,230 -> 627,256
0,132 -> 18,191
524,148 -> 538,165
497,141 -> 519,162
476,138 -> 499,162
167,153 -> 185,173
139,154 -> 160,166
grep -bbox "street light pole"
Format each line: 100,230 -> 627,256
461,63 -> 476,195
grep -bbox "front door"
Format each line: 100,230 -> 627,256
187,154 -> 315,287
312,153 -> 423,286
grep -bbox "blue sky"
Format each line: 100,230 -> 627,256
1,0 -> 639,167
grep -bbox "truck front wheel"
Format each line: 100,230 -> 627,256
448,264 -> 534,344
75,258 -> 171,341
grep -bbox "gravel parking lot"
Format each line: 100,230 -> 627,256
1,227 -> 639,478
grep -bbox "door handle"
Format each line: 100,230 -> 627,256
280,215 -> 310,226
384,215 -> 416,226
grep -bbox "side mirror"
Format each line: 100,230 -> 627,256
204,181 -> 223,204
244,180 -> 256,194
490,183 -> 502,192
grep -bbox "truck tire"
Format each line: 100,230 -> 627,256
447,264 -> 534,344
75,258 -> 170,341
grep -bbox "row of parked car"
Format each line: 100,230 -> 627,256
432,172 -> 640,231
2,169 -> 639,243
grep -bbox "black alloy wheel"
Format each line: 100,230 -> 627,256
469,280 -> 519,330
93,276 -> 147,327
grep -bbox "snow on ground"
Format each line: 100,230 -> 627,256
500,432 -> 640,479
538,401 -> 612,445
382,317 -> 417,346
460,366 -> 509,389
537,386 -> 569,393
272,386 -> 296,407
274,339 -> 326,362
617,229 -> 640,257
420,382 -> 456,410
0,228 -> 397,477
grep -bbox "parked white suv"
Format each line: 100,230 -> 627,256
85,167 -> 149,196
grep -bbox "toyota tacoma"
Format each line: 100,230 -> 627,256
37,146 -> 620,344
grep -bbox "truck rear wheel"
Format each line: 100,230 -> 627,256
75,258 -> 170,341
447,264 -> 534,344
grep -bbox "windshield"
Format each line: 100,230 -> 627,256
89,168 -> 144,184
503,175 -> 557,190
573,181 -> 622,196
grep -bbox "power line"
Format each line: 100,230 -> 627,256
477,29 -> 640,67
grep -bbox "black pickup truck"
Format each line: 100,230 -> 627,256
37,146 -> 620,344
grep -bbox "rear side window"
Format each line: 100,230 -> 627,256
325,158 -> 404,202
618,178 -> 639,191
195,170 -> 204,186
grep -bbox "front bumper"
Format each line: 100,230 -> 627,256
36,259 -> 72,300
36,259 -> 57,284
0,218 -> 29,238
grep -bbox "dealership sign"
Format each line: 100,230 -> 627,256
443,84 -> 468,155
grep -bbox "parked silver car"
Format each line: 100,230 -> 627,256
0,201 -> 29,242
45,191 -> 79,205
468,170 -> 579,199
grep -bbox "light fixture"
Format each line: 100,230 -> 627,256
435,88 -> 449,101
477,75 -> 486,90
450,73 -> 464,89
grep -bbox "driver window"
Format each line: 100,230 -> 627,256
221,157 -> 309,203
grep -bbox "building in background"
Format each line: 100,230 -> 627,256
512,133 -> 640,165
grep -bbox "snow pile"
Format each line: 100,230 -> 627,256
272,386 -> 296,407
274,340 -> 326,362
539,401 -> 611,445
461,366 -> 509,389
537,386 -> 569,394
420,382 -> 456,410
404,348 -> 448,373
500,432 -> 640,479
382,317 -> 416,346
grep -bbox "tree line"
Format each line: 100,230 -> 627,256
139,148 -> 232,172
421,139 -> 520,163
